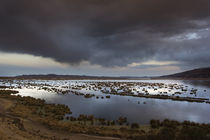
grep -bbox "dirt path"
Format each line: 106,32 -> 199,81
0,98 -> 13,113
0,98 -> 123,140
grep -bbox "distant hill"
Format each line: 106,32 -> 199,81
10,74 -> 149,80
13,74 -> 125,80
160,67 -> 210,79
0,68 -> 210,80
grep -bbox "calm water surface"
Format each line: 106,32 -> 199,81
1,79 -> 210,124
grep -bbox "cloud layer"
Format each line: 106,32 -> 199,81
0,0 -> 210,68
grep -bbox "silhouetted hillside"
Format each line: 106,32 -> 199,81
1,68 -> 210,80
13,74 -> 130,80
160,68 -> 210,79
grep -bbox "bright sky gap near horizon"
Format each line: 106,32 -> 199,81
0,0 -> 210,76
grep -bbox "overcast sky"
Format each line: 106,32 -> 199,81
0,0 -> 210,76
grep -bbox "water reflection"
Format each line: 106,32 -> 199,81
183,80 -> 210,88
1,79 -> 210,124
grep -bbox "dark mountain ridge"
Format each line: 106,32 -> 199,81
160,67 -> 210,79
0,68 -> 210,80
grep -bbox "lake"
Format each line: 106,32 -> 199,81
1,79 -> 210,124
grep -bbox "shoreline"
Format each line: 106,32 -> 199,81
1,90 -> 210,139
1,77 -> 210,80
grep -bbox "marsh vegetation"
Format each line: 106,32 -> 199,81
1,89 -> 210,139
1,80 -> 210,124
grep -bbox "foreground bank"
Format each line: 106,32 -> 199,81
0,90 -> 210,140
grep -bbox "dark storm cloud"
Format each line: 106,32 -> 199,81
0,0 -> 210,67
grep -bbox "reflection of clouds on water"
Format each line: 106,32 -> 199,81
16,88 -> 59,103
2,79 -> 210,124
187,114 -> 200,123
183,80 -> 210,88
